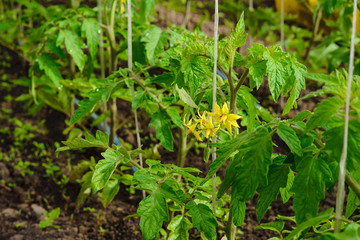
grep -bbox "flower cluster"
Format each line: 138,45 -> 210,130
184,103 -> 241,141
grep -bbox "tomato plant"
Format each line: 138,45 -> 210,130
1,0 -> 360,239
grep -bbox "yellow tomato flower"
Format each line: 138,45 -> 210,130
209,103 -> 241,134
193,130 -> 203,141
184,119 -> 198,135
200,116 -> 219,139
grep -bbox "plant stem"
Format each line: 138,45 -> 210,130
98,0 -> 105,79
109,98 -> 117,146
182,0 -> 191,28
303,7 -> 322,61
177,127 -> 188,168
225,210 -> 236,240
335,1 -> 358,231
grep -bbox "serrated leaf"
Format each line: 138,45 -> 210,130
166,108 -> 183,129
231,198 -> 246,226
292,156 -> 332,224
168,215 -> 192,240
203,127 -> 269,185
263,51 -> 286,102
305,96 -> 344,131
139,0 -> 156,22
141,26 -> 168,64
138,193 -> 169,240
180,55 -> 207,94
217,152 -> 243,199
280,170 -> 295,204
240,86 -> 258,131
101,179 -> 120,208
255,220 -> 284,235
82,18 -> 100,58
185,201 -> 217,240
231,12 -> 247,49
277,123 -> 302,156
37,53 -> 62,88
160,180 -> 185,206
304,72 -> 338,84
132,89 -> 146,110
345,170 -> 360,218
293,110 -> 312,122
283,60 -> 307,115
248,60 -> 266,89
70,87 -> 108,124
92,149 -> 124,193
230,127 -> 273,201
256,165 -> 289,222
149,111 -> 174,151
59,29 -> 86,71
76,171 -> 93,208
132,169 -> 158,192
284,209 -> 333,240
175,84 -> 198,108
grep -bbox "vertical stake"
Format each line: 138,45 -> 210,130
335,0 -> 358,232
127,0 -> 145,199
212,0 -> 219,215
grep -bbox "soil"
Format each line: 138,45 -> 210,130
0,2 -> 346,240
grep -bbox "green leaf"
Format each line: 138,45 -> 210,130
231,127 -> 273,201
203,127 -> 270,185
168,215 -> 192,240
304,72 -> 338,85
284,209 -> 333,240
132,169 -> 158,192
277,124 -> 302,156
255,220 -> 284,235
139,0 -> 156,22
92,149 -> 124,193
231,198 -> 246,226
180,55 -> 207,94
248,60 -> 266,89
142,26 -> 168,64
240,86 -> 258,131
70,87 -> 108,124
48,208 -> 60,220
160,180 -> 186,206
256,165 -> 289,222
101,179 -> 120,208
280,170 -> 295,204
166,108 -> 183,129
185,201 -> 217,240
81,18 -> 100,59
132,89 -> 146,110
58,131 -> 109,152
138,193 -> 169,240
149,111 -> 174,151
292,156 -> 332,224
283,60 -> 307,115
58,29 -> 86,71
175,84 -> 198,108
305,96 -> 344,131
37,53 -> 62,88
231,12 -> 247,49
217,152 -> 243,198
76,171 -> 93,208
263,51 -> 286,102
345,170 -> 360,218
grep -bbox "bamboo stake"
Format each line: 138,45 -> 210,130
212,0 -> 219,216
335,0 -> 358,233
127,0 -> 145,199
